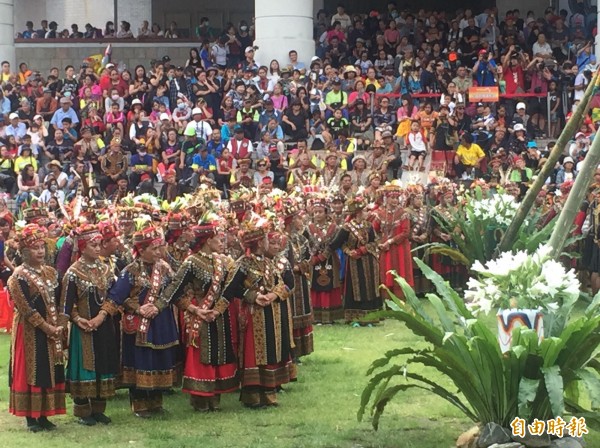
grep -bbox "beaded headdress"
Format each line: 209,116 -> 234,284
18,223 -> 48,250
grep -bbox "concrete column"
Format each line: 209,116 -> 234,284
597,8 -> 600,64
254,0 -> 314,69
0,0 -> 15,68
116,0 -> 152,34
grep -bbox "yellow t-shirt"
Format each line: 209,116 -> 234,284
456,143 -> 485,166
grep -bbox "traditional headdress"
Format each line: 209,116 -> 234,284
345,195 -> 368,214
560,180 -> 574,197
98,220 -> 119,241
73,223 -> 102,254
132,216 -> 164,250
380,180 -> 403,198
22,201 -> 49,224
239,213 -> 270,247
18,223 -> 48,250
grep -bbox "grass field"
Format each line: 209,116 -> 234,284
0,318 -> 597,448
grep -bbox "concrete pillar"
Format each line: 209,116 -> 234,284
597,8 -> 600,64
116,0 -> 152,34
0,0 -> 15,69
254,0 -> 314,69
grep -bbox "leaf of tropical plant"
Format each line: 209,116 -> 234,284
577,368 -> 600,410
370,384 -> 432,430
366,348 -> 426,375
541,365 -> 565,417
518,377 -> 541,419
585,291 -> 600,316
392,272 -> 436,326
358,364 -> 404,422
425,245 -> 471,267
426,293 -> 455,332
414,258 -> 472,320
404,371 -> 479,422
564,398 -> 600,430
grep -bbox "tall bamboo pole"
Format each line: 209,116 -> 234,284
498,71 -> 600,253
548,121 -> 600,257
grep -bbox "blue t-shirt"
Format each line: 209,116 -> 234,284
191,153 -> 216,171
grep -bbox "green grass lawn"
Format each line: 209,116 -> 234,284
0,319 -> 597,448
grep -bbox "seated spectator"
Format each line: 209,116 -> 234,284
39,177 -> 65,204
129,145 -> 154,190
35,88 -> 58,121
191,146 -> 217,183
282,100 -> 309,141
6,113 -> 26,143
50,96 -> 79,130
454,133 -> 485,179
15,163 -> 40,210
14,144 -> 38,174
44,160 -> 68,189
0,145 -> 15,193
116,21 -> 133,39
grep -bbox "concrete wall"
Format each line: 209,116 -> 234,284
116,0 -> 151,32
495,0 -> 546,18
152,0 -> 254,34
15,0 -> 113,34
15,41 -> 202,74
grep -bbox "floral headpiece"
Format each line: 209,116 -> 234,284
379,180 -> 404,198
239,213 -> 271,246
345,195 -> 368,214
18,223 -> 48,250
132,216 -> 164,248
98,220 -> 119,240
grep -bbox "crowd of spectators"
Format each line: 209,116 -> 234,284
2,3 -> 599,212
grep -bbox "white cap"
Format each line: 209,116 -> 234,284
563,156 -> 574,164
513,123 -> 525,132
191,107 -> 202,115
311,56 -> 321,62
131,98 -> 142,106
245,46 -> 255,54
9,113 -> 18,120
159,112 -> 170,121
105,63 -> 115,69
516,102 -> 526,110
33,114 -> 43,121
575,132 -> 586,139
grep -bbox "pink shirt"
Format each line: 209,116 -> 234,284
397,105 -> 419,121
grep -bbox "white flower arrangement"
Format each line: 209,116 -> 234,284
470,193 -> 521,228
465,244 -> 580,316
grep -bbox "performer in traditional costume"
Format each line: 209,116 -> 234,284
163,211 -> 194,272
160,219 -> 238,412
107,222 -> 179,417
329,196 -> 381,325
318,151 -> 343,190
222,215 -> 294,408
405,184 -> 430,294
61,224 -> 119,425
373,182 -> 413,299
283,199 -> 314,359
430,183 -> 464,288
8,224 -> 68,432
307,197 -> 342,323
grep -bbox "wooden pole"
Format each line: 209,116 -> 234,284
498,71 -> 599,253
548,123 -> 600,258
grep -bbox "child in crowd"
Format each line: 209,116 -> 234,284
406,120 -> 427,172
